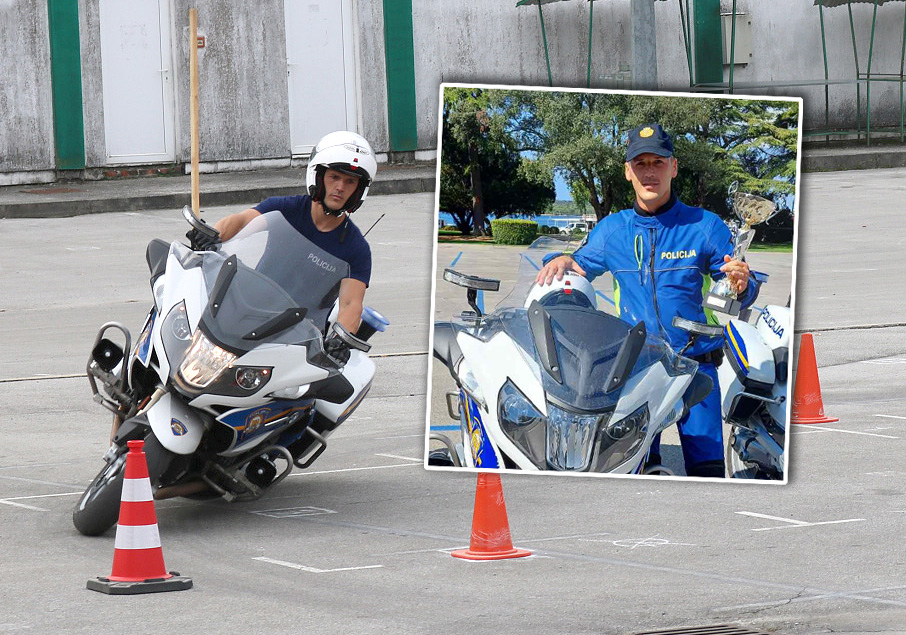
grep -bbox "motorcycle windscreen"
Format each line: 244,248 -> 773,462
194,212 -> 349,352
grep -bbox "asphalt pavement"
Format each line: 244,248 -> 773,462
2,166 -> 906,634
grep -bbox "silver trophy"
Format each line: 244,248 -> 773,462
703,182 -> 777,316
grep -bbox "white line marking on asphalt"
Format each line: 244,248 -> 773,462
372,433 -> 423,440
0,492 -> 82,512
251,506 -> 337,518
374,453 -> 421,462
801,425 -> 898,439
737,512 -> 811,525
876,414 -> 906,420
713,585 -> 906,612
253,556 -> 382,573
0,500 -> 48,511
1,492 -> 82,500
287,462 -> 421,477
609,535 -> 695,549
830,268 -> 879,273
524,532 -> 612,544
737,511 -> 865,531
862,358 -> 906,365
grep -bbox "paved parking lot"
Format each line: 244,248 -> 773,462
3,173 -> 906,634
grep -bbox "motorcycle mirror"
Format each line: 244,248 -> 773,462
672,316 -> 724,339
442,268 -> 500,292
181,205 -> 218,238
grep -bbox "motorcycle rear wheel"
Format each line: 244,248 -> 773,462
72,433 -> 165,536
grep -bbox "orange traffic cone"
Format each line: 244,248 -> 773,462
451,472 -> 532,561
87,440 -> 192,594
790,333 -> 838,425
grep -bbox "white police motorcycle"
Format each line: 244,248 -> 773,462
675,281 -> 788,480
74,207 -> 388,535
429,237 -> 713,475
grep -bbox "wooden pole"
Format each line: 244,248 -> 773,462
189,8 -> 200,217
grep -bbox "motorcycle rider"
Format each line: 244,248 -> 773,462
199,131 -> 378,363
535,123 -> 759,478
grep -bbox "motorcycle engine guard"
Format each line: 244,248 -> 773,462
147,392 -> 205,454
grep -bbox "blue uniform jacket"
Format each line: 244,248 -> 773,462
571,198 -> 759,357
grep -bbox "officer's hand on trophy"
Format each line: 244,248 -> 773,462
720,255 -> 750,294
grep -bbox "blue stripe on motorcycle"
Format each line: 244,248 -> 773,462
725,322 -> 749,374
461,390 -> 498,469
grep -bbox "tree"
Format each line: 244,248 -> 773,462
440,88 -> 554,234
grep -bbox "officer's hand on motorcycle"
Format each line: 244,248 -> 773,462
186,226 -> 222,252
720,255 -> 750,293
535,255 -> 587,286
324,333 -> 351,365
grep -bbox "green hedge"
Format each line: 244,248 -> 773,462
491,219 -> 538,245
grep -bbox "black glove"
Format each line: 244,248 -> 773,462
324,333 -> 350,365
186,227 -> 221,251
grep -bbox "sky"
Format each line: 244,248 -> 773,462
554,172 -> 571,201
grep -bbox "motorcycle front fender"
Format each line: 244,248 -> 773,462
146,391 -> 205,455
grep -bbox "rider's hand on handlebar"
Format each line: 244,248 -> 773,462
186,227 -> 222,252
534,255 -> 587,286
324,333 -> 351,365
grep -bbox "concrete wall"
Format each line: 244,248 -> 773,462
2,1 -> 904,179
0,0 -> 55,173
693,0 -> 906,131
412,0 -> 906,141
356,0 -> 391,159
171,0 -> 291,163
411,0 -> 636,150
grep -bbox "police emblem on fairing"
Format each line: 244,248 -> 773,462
171,418 -> 188,436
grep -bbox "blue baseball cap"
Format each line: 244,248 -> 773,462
626,123 -> 674,161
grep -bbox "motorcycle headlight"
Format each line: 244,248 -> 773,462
177,330 -> 237,389
591,404 -> 649,472
498,381 -> 546,468
200,365 -> 274,397
546,404 -> 604,471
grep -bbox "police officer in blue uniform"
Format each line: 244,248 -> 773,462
535,123 -> 759,477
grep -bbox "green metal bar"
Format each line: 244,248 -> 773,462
47,0 -> 85,170
693,0 -> 723,90
848,2 -> 862,140
865,0 -> 878,146
728,0 -> 737,93
382,0 -> 418,152
537,1 -> 553,87
900,2 -> 905,142
819,1 -> 829,141
678,0 -> 695,86
587,0 -> 594,88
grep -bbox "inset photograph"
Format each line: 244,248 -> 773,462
426,83 -> 800,481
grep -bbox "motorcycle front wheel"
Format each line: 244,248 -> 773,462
72,433 -> 166,536
725,435 -> 770,479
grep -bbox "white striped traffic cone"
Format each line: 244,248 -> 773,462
87,439 -> 192,594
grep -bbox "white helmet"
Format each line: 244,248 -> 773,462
523,271 -> 597,310
305,131 -> 377,215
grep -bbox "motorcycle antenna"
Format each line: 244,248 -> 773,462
362,213 -> 386,237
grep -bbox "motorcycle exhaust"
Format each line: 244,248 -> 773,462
154,480 -> 210,500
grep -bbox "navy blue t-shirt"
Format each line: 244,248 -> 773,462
254,195 -> 372,286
